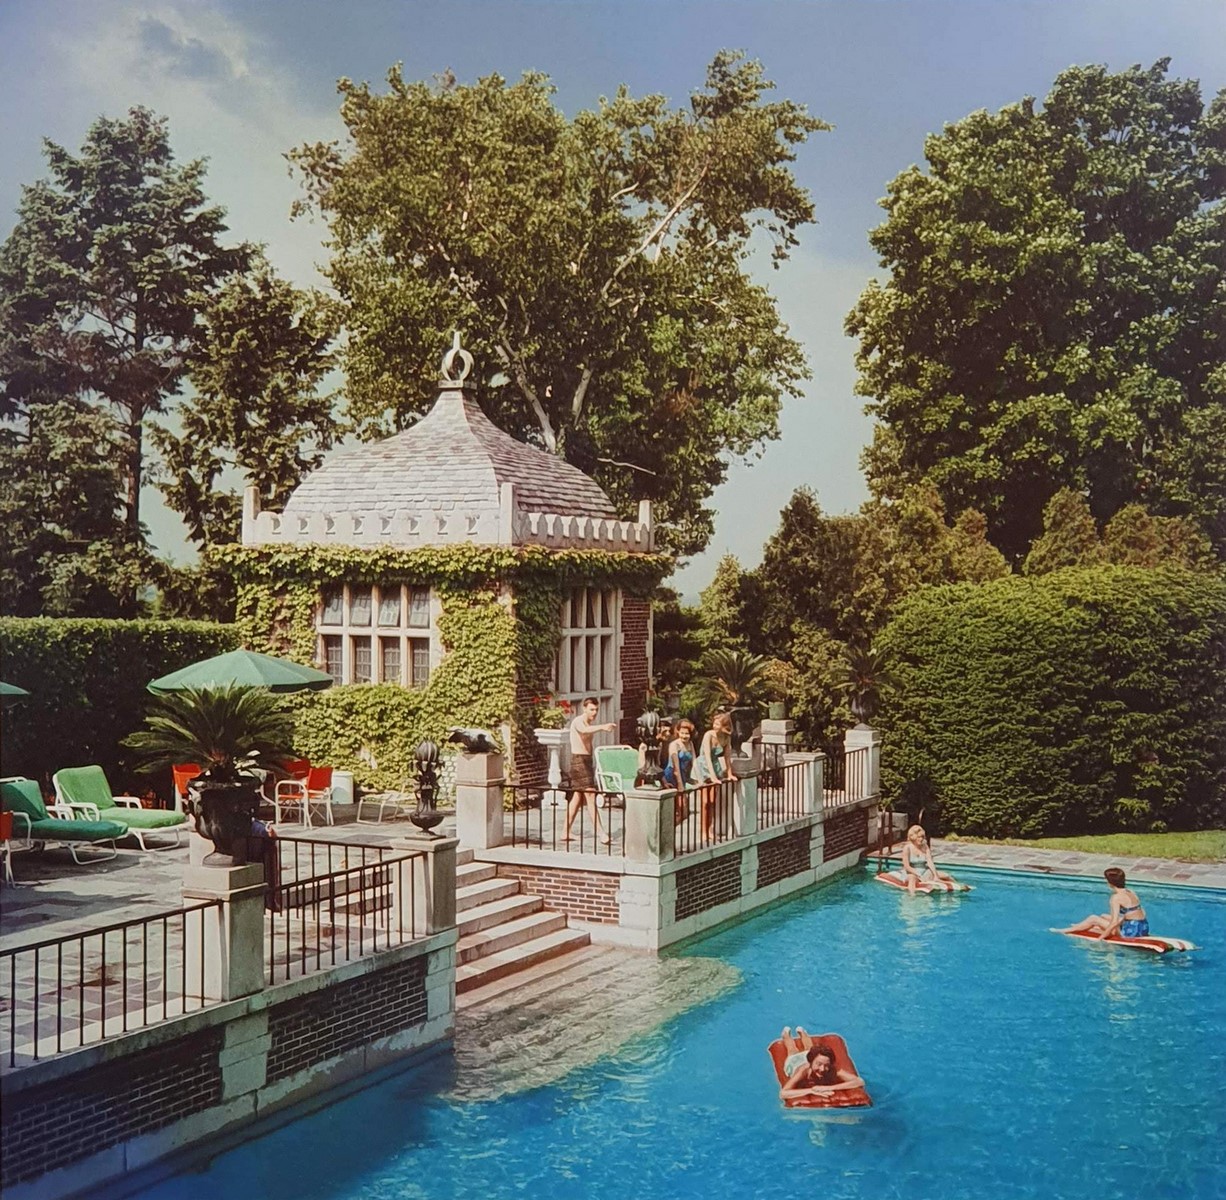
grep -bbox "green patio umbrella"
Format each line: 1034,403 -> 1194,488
0,680 -> 30,704
147,650 -> 333,695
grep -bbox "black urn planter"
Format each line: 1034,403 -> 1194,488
728,705 -> 759,754
188,779 -> 262,866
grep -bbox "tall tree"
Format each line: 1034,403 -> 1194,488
152,261 -> 341,548
290,52 -> 827,556
697,554 -> 752,651
847,62 -> 1226,560
1,109 -> 340,615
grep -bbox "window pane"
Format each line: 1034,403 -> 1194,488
380,638 -> 401,683
350,591 -> 372,626
377,590 -> 402,627
322,635 -> 343,682
601,633 -> 613,689
571,637 -> 583,692
352,636 -> 372,683
587,590 -> 598,628
601,590 -> 612,628
410,638 -> 430,688
408,586 -> 430,628
321,589 -> 343,626
587,636 -> 598,691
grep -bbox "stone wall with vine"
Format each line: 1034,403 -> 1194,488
211,544 -> 668,792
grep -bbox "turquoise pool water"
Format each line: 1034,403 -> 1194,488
139,869 -> 1224,1200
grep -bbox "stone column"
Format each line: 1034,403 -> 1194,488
623,786 -> 675,863
732,759 -> 758,836
785,751 -> 825,814
181,863 -> 266,1002
454,750 -> 505,850
393,833 -> 459,937
843,725 -> 882,800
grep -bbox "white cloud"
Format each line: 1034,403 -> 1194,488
48,0 -> 341,289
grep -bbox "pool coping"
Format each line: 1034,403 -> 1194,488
873,839 -> 1226,894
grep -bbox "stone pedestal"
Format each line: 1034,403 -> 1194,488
534,728 -> 568,809
785,751 -> 825,813
393,833 -> 459,936
623,786 -> 675,863
181,863 -> 266,1002
733,768 -> 758,836
454,751 -> 505,850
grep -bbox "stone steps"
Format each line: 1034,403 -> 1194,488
453,857 -> 591,998
457,910 -> 567,965
455,926 -> 591,994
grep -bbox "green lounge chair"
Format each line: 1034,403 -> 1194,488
594,744 -> 640,807
53,765 -> 187,850
0,777 -> 127,864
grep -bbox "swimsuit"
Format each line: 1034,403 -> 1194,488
694,743 -> 726,782
783,1050 -> 807,1077
1118,901 -> 1148,938
662,748 -> 694,788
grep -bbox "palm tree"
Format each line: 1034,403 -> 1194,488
124,685 -> 297,783
838,645 -> 897,726
699,648 -> 770,709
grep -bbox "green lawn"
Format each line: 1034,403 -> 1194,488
946,830 -> 1226,863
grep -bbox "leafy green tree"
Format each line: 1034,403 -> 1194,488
848,62 -> 1226,560
0,108 -> 250,547
651,586 -> 703,695
151,262 -> 341,548
1023,489 -> 1105,575
753,484 -> 1009,651
290,52 -> 827,556
697,554 -> 752,651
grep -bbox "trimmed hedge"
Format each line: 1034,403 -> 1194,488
0,618 -> 239,794
877,567 -> 1226,836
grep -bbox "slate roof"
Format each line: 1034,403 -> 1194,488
282,385 -> 617,519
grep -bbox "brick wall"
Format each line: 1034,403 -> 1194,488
495,863 -> 620,924
513,678 -> 549,788
756,828 -> 812,889
0,1029 -> 223,1189
266,956 -> 428,1083
674,851 -> 743,921
823,806 -> 870,862
618,596 -> 651,743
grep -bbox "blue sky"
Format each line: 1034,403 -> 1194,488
3,1 -> 1223,598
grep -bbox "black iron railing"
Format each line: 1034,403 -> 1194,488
673,777 -> 739,857
0,901 -> 223,1067
757,760 -> 808,828
503,783 -> 626,857
266,837 -> 424,984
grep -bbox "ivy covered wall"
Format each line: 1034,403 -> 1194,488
213,543 -> 668,792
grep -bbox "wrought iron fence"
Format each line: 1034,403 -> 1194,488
0,901 -> 223,1067
824,746 -> 872,808
673,777 -> 739,857
503,783 -> 626,857
757,759 -> 809,829
266,837 -> 424,984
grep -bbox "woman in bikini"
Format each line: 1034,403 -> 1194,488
694,712 -> 737,840
1059,867 -> 1149,938
779,1028 -> 864,1100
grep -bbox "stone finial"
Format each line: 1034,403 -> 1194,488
441,331 -> 473,385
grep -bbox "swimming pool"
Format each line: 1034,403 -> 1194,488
133,868 -> 1225,1200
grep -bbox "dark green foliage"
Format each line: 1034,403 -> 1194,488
877,567 -> 1226,836
651,587 -> 703,694
0,618 -> 238,792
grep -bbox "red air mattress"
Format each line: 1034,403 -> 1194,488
875,871 -> 970,894
1053,929 -> 1196,954
768,1032 -> 871,1109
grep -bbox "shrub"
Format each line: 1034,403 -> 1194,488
877,567 -> 1226,836
0,618 -> 238,793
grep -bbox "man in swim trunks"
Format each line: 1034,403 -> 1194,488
563,697 -> 617,845
1059,867 -> 1149,938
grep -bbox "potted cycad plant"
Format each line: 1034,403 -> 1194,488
699,649 -> 769,750
124,685 -> 298,866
